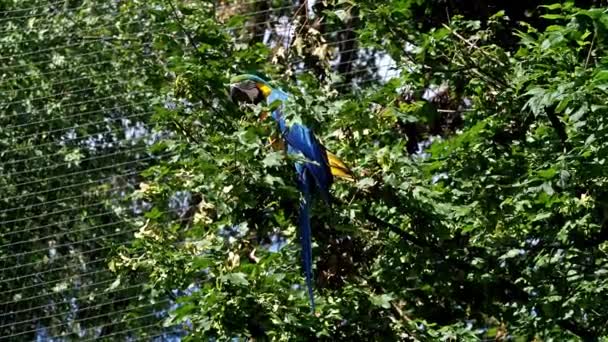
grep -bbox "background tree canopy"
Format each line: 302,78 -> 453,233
2,0 -> 608,341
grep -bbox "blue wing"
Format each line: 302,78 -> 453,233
266,87 -> 333,312
285,123 -> 332,202
266,91 -> 333,200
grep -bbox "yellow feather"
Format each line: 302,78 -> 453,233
257,83 -> 272,98
326,151 -> 355,182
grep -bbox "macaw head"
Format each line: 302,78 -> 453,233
229,74 -> 273,105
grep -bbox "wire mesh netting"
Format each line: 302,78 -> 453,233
0,0 -> 393,340
0,1 -> 176,339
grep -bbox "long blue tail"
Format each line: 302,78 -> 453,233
299,176 -> 315,312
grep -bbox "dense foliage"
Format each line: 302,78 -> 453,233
109,0 -> 608,340
0,0 -> 172,339
3,0 -> 608,340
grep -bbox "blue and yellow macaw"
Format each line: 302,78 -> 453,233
229,74 -> 354,311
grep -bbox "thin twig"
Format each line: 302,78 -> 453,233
390,302 -> 422,341
331,194 -> 435,251
172,119 -> 200,143
166,0 -> 204,60
286,1 -> 309,63
442,24 -> 506,68
437,108 -> 470,113
585,32 -> 595,69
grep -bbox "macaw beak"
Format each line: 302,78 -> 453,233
230,83 -> 263,105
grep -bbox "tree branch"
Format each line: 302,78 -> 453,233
166,0 -> 206,61
443,24 -> 506,68
545,105 -> 571,152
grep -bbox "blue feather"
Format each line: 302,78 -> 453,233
285,123 -> 332,202
266,85 -> 333,312
298,170 -> 315,312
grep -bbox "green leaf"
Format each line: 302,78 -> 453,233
262,151 -> 283,167
499,249 -> 524,260
593,70 -> 608,82
334,9 -> 350,22
369,293 -> 393,309
533,212 -> 552,222
555,97 -> 570,113
356,177 -> 376,189
192,257 -> 213,270
170,303 -> 197,324
145,207 -> 164,219
585,134 -> 596,146
541,14 -> 566,20
106,277 -> 121,292
537,168 -> 557,179
540,182 -> 555,196
540,3 -> 562,10
221,272 -> 249,286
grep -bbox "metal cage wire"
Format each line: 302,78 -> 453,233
0,0 -> 390,340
